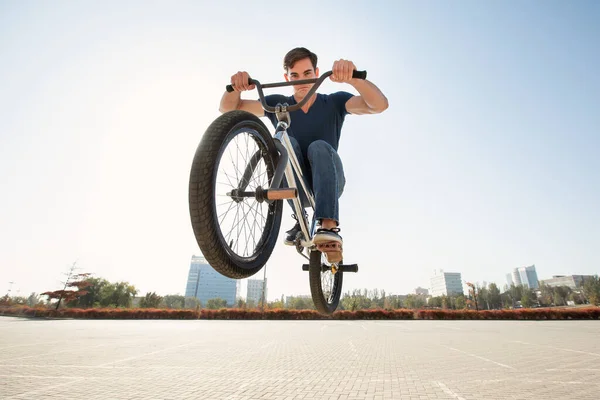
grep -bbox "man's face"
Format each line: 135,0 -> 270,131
284,57 -> 319,99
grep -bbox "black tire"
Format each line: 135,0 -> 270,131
189,110 -> 282,279
309,250 -> 344,315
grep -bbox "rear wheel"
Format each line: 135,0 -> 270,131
309,250 -> 344,315
189,110 -> 282,279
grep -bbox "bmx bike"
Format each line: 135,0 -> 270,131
189,69 -> 366,314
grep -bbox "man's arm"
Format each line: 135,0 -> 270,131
219,71 -> 264,117
219,92 -> 264,117
330,59 -> 389,115
345,79 -> 389,115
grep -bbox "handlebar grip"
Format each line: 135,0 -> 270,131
353,70 -> 367,80
226,77 -> 254,93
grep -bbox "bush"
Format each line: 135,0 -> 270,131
1,305 -> 598,320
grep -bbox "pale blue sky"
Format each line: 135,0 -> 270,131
1,1 -> 598,300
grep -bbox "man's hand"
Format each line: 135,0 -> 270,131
230,71 -> 255,92
330,59 -> 357,83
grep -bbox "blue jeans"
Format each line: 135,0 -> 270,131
283,136 -> 346,224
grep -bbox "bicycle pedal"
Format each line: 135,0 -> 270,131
300,263 -> 358,273
316,242 -> 343,264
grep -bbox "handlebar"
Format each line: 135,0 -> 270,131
226,70 -> 367,113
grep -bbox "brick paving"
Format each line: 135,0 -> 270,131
0,317 -> 599,399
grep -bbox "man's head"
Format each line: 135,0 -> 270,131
283,47 -> 319,99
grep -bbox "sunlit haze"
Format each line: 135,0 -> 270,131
1,1 -> 598,300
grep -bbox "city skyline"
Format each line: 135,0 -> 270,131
1,1 -> 599,301
4,254 -> 584,302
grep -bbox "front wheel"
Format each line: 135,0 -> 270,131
309,250 -> 344,315
189,110 -> 283,279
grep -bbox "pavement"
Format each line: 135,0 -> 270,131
1,317 -> 599,399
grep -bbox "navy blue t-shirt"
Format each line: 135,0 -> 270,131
262,91 -> 354,159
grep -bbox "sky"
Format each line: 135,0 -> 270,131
1,1 -> 599,301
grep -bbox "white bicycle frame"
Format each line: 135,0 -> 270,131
273,123 -> 317,258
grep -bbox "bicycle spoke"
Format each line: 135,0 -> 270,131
218,200 -> 236,226
222,170 -> 238,189
213,128 -> 275,260
225,203 -> 242,247
246,200 -> 261,252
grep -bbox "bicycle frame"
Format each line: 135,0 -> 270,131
274,124 -> 317,256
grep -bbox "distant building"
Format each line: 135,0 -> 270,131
184,255 -> 237,306
540,275 -> 594,290
506,273 -> 514,287
510,265 -> 539,289
430,270 -> 464,297
415,287 -> 429,296
246,279 -> 267,305
511,269 -> 522,286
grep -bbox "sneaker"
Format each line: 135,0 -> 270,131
313,227 -> 343,245
313,227 -> 343,263
283,213 -> 303,246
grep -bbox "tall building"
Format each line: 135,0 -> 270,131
185,255 -> 237,306
415,287 -> 429,296
246,278 -> 267,305
510,265 -> 539,289
506,273 -> 514,287
511,269 -> 522,286
540,275 -> 594,290
430,270 -> 464,297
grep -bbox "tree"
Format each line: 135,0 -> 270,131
404,294 -> 426,309
500,292 -> 513,309
505,284 -> 525,308
8,296 -> 27,305
569,291 -> 586,305
163,295 -> 185,309
0,294 -> 11,306
140,292 -> 163,308
41,290 -> 84,308
384,295 -> 403,309
429,296 -> 442,308
487,283 -> 502,310
370,289 -> 386,309
287,296 -> 314,310
553,286 -> 572,306
99,281 -> 138,308
340,289 -> 370,311
583,275 -> 600,306
478,284 -> 489,310
206,298 -> 227,309
268,299 -> 284,309
341,290 -> 359,311
52,263 -> 91,310
539,283 -> 555,307
466,282 -> 479,311
26,293 -> 44,307
455,295 -> 466,309
521,288 -> 535,308
69,277 -> 109,308
246,298 -> 257,309
41,271 -> 93,310
184,297 -> 201,309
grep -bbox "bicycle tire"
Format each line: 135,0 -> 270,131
309,250 -> 344,315
189,110 -> 282,278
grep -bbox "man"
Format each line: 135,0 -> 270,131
219,47 -> 388,261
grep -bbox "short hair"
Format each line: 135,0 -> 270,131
283,47 -> 318,72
